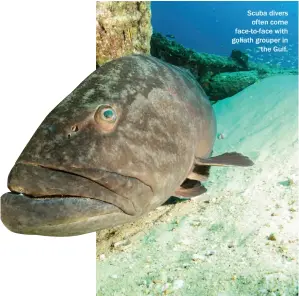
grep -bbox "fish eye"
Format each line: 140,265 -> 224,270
101,107 -> 116,122
94,105 -> 118,132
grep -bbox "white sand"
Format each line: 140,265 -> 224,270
96,75 -> 298,296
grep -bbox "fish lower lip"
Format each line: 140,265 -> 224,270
0,192 -> 127,236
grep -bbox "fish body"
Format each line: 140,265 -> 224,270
1,55 -> 253,236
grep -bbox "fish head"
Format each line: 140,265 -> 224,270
1,55 -> 195,236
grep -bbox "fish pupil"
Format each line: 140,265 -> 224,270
103,109 -> 114,119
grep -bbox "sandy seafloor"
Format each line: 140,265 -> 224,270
96,75 -> 298,296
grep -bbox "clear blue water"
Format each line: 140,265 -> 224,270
151,1 -> 298,69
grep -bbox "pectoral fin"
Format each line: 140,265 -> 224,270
195,152 -> 254,167
174,179 -> 207,198
188,165 -> 210,181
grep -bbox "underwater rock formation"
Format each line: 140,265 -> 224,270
96,1 -> 152,66
230,49 -> 249,69
207,71 -> 259,101
151,33 -> 244,79
151,33 -> 298,100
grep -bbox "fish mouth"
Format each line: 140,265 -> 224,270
0,162 -> 146,236
0,192 -> 129,236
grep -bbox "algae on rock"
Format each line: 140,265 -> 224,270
96,1 -> 152,66
151,32 -> 298,101
208,71 -> 260,100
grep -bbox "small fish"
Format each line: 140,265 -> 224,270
1,54 -> 253,236
165,34 -> 175,39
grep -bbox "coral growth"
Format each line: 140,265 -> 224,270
96,1 -> 152,66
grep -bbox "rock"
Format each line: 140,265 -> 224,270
192,254 -> 205,261
113,239 -> 131,249
96,2 -> 152,66
230,49 -> 249,69
99,254 -> 106,261
268,233 -> 277,241
151,33 -> 243,81
217,133 -> 225,140
227,241 -> 235,248
161,283 -> 170,292
205,250 -> 216,256
173,279 -> 184,290
208,71 -> 259,100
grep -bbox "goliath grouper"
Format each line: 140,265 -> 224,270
1,55 -> 253,236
